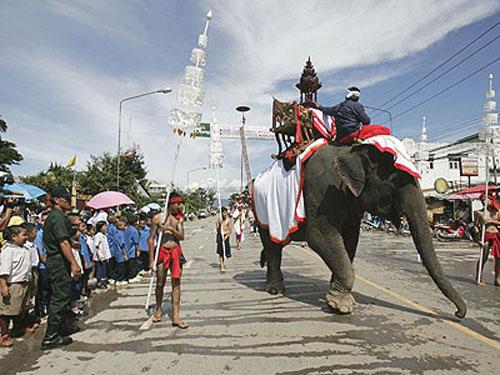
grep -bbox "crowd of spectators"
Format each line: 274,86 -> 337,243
0,187 -> 153,349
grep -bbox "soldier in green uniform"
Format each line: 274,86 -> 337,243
41,187 -> 82,350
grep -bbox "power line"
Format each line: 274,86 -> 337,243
431,114 -> 481,130
430,122 -> 482,141
431,122 -> 481,140
388,56 -> 500,121
381,33 -> 500,112
376,18 -> 500,109
428,134 -> 480,153
430,115 -> 481,136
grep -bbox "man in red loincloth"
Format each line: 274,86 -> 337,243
148,193 -> 188,328
474,194 -> 500,286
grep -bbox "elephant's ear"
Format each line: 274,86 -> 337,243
332,152 -> 366,198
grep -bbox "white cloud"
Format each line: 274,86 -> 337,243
47,0 -> 151,45
3,0 -> 500,198
205,0 -> 499,124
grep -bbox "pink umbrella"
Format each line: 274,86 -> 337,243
86,191 -> 135,209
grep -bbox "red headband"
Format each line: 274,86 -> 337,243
169,196 -> 183,204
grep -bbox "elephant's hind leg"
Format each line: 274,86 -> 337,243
265,245 -> 285,295
258,228 -> 285,295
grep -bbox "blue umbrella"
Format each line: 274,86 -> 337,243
3,183 -> 47,200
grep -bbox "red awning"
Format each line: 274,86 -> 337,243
453,184 -> 500,195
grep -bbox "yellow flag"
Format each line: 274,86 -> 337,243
66,154 -> 77,168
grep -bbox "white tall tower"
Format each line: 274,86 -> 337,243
209,106 -> 224,169
421,116 -> 428,143
480,74 -> 499,135
415,116 -> 429,174
479,73 -> 499,158
169,10 -> 213,131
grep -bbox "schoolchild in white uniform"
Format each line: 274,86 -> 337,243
23,223 -> 40,304
94,221 -> 112,288
0,225 -> 35,347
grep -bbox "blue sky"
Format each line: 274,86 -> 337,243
1,0 -> 500,196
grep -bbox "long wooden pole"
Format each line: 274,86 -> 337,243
145,135 -> 184,311
477,141 -> 489,285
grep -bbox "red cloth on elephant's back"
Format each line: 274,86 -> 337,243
339,125 -> 391,145
485,232 -> 500,258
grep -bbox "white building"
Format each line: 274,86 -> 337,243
403,74 -> 499,194
148,182 -> 167,196
403,131 -> 499,194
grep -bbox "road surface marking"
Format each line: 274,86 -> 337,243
356,275 -> 500,351
198,244 -> 204,249
387,248 -> 477,253
295,245 -> 500,351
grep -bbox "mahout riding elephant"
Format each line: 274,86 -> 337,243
258,143 -> 467,319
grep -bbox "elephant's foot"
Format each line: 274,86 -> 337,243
326,290 -> 356,314
265,279 -> 285,295
326,280 -> 356,314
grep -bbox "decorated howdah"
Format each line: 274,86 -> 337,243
271,58 -> 336,161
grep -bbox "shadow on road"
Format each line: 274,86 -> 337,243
234,270 -> 446,321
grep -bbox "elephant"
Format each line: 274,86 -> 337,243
257,143 -> 467,319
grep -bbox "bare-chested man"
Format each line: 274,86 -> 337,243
148,193 -> 188,328
474,195 -> 500,286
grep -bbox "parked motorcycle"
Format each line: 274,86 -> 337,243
434,220 -> 473,241
361,217 -> 384,231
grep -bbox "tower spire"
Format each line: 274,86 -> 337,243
421,116 -> 427,143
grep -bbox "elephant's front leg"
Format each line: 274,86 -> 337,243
306,216 -> 356,314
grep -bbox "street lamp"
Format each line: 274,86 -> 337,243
236,105 -> 251,193
116,88 -> 172,190
186,166 -> 207,188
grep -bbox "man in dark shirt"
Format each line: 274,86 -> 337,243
41,187 -> 82,350
313,86 -> 371,142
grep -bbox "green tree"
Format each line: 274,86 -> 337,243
0,117 -> 23,172
78,147 -> 150,206
180,187 -> 216,214
21,163 -> 76,192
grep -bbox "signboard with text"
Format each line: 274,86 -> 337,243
460,157 -> 479,177
193,122 -> 211,137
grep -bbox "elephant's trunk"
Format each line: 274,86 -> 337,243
400,182 -> 467,319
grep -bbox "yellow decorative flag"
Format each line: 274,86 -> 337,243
66,154 -> 77,168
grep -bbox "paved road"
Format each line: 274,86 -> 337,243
1,219 -> 499,374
